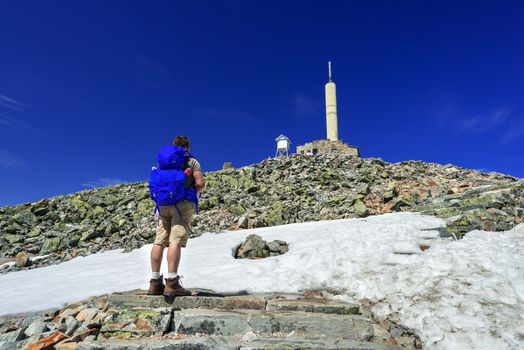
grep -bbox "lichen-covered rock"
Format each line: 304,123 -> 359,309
353,199 -> 369,217
100,307 -> 172,338
383,182 -> 397,202
40,237 -> 62,254
3,233 -> 23,244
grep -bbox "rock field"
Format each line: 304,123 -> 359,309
1,153 -> 523,273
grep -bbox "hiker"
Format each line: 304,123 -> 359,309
148,135 -> 205,296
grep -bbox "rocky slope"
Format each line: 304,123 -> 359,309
1,154 -> 523,273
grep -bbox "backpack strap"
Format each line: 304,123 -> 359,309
154,204 -> 160,226
183,152 -> 194,170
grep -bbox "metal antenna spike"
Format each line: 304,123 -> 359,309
328,61 -> 332,81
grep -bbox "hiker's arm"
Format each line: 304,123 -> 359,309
194,170 -> 205,194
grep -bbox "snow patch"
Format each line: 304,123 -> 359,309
0,212 -> 522,350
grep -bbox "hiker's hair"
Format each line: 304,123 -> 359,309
173,135 -> 190,149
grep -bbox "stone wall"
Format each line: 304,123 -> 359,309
296,139 -> 360,157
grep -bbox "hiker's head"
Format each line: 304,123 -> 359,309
173,135 -> 190,151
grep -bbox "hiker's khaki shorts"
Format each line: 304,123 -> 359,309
154,201 -> 195,248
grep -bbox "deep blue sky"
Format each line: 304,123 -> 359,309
1,1 -> 523,207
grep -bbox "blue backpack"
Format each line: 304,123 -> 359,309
148,145 -> 198,214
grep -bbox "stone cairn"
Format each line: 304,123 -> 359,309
234,234 -> 289,259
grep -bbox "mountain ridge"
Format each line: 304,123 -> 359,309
1,154 -> 523,273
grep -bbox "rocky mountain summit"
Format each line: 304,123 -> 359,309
1,154 -> 523,272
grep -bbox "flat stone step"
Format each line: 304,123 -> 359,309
77,337 -> 239,350
174,309 -> 374,340
243,336 -> 405,350
107,293 -> 267,311
107,291 -> 361,316
267,298 -> 360,315
77,336 -> 404,350
174,309 -> 252,336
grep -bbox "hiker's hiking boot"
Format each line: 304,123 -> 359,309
147,276 -> 165,295
164,275 -> 191,297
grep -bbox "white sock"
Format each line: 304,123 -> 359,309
151,272 -> 161,279
167,272 -> 178,279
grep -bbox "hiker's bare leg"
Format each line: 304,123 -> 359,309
167,241 -> 182,273
150,244 -> 164,272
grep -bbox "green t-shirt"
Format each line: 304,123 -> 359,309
188,158 -> 201,172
